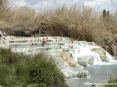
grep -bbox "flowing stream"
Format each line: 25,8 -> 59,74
68,63 -> 117,87
0,35 -> 117,87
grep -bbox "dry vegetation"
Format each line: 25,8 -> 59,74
0,0 -> 13,20
0,1 -> 117,57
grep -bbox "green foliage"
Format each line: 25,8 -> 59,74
105,78 -> 117,87
0,49 -> 67,87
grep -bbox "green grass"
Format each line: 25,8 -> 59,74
0,49 -> 67,87
106,78 -> 117,87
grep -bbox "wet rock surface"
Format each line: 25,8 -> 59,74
0,31 -> 116,79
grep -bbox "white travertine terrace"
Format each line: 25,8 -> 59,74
0,31 -> 115,78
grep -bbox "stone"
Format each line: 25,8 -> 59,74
78,56 -> 94,67
91,48 -> 107,62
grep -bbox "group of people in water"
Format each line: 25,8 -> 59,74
0,31 -> 76,49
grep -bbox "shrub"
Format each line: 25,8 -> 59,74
9,7 -> 117,57
0,5 -> 117,57
0,49 -> 67,87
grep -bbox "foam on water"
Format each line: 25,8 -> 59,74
0,31 -> 117,79
1,35 -> 116,65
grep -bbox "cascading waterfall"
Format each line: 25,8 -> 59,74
107,53 -> 117,63
74,46 -> 103,65
69,44 -> 116,65
89,52 -> 102,65
0,31 -> 116,79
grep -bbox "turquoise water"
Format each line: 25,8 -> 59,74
68,64 -> 117,87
